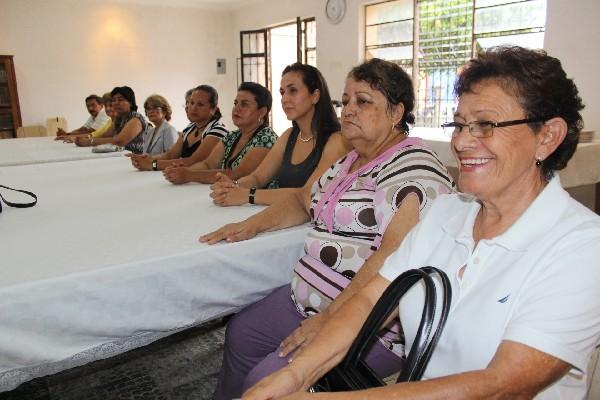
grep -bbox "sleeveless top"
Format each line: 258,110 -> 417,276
181,119 -> 229,158
114,111 -> 147,154
272,126 -> 325,189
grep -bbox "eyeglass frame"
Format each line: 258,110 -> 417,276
144,106 -> 163,115
441,118 -> 547,138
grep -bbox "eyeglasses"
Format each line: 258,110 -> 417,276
441,118 -> 546,138
144,106 -> 162,115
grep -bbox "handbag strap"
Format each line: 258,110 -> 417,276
396,267 -> 452,382
340,267 -> 452,382
406,266 -> 452,381
0,184 -> 38,213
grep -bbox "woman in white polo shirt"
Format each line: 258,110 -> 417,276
243,46 -> 600,399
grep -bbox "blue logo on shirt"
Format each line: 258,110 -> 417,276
497,294 -> 510,303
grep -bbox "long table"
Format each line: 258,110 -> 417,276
0,157 -> 309,391
0,137 -> 124,166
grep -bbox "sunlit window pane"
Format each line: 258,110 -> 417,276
364,0 -> 546,128
242,57 -> 266,86
307,50 -> 317,67
255,33 -> 265,53
366,20 -> 413,47
306,20 -> 316,48
475,31 -> 545,50
476,0 -> 526,7
366,0 -> 413,25
475,0 -> 546,34
365,46 -> 413,63
242,34 -> 250,53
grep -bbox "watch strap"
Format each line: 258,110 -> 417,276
249,187 -> 257,204
152,159 -> 158,171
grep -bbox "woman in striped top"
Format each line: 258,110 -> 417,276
201,59 -> 454,400
129,85 -> 228,171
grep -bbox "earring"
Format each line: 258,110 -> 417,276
535,157 -> 543,167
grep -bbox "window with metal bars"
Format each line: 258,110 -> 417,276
365,0 -> 547,128
239,18 -> 317,132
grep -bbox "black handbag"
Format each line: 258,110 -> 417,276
0,184 -> 38,213
311,266 -> 452,391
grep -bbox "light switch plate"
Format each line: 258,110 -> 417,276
217,59 -> 226,74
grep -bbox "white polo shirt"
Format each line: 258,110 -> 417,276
83,107 -> 110,130
380,177 -> 600,399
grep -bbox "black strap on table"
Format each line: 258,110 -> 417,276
0,185 -> 38,213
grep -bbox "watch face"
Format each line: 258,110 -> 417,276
326,0 -> 346,24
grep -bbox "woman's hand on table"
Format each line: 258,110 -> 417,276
241,366 -> 306,400
279,312 -> 328,359
74,136 -> 92,147
210,175 -> 249,206
163,165 -> 190,184
128,153 -> 152,171
199,219 -> 260,244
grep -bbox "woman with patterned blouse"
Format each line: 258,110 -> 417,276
163,82 -> 277,185
201,59 -> 454,400
129,85 -> 229,171
75,86 -> 147,154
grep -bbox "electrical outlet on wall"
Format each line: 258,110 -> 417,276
217,59 -> 226,74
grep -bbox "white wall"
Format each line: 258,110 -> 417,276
1,0 -> 598,134
231,0 -> 369,105
545,0 -> 600,132
232,0 -> 600,132
0,0 -> 236,131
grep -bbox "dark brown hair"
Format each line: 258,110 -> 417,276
455,46 -> 584,180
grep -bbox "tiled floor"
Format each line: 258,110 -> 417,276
0,319 -> 226,400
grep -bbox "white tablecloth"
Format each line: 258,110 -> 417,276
0,157 -> 309,391
0,137 -> 123,167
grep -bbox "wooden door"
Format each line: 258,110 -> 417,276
0,55 -> 22,138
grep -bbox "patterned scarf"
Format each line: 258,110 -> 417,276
313,137 -> 423,233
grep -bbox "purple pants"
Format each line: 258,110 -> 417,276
213,284 -> 403,400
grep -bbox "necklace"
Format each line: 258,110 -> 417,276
298,130 -> 313,142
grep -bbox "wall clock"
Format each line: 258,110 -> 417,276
326,0 -> 346,24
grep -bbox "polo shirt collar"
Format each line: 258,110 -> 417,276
441,194 -> 480,248
494,176 -> 568,251
441,176 -> 569,251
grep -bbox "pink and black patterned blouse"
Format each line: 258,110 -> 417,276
290,137 -> 454,353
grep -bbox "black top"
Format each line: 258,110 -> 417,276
274,126 -> 325,189
114,111 -> 147,154
180,120 -> 229,158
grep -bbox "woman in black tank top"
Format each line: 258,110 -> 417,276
210,63 -> 350,207
129,85 -> 228,172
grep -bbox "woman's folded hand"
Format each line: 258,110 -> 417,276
163,166 -> 189,184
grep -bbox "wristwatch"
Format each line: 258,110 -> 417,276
249,187 -> 257,204
152,159 -> 158,171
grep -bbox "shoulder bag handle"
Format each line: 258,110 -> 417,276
0,185 -> 38,213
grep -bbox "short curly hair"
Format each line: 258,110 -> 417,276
144,94 -> 173,121
348,58 -> 415,134
455,46 -> 584,180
